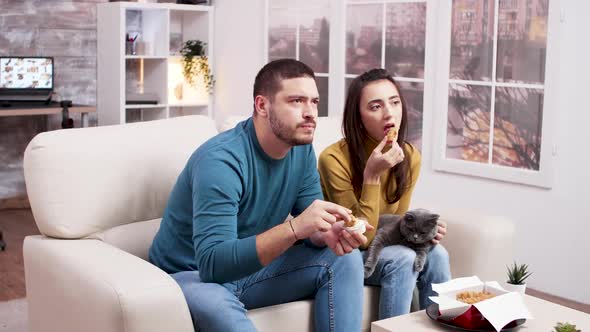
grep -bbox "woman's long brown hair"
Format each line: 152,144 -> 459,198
342,68 -> 414,204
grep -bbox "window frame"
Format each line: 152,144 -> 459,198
264,0 -> 561,188
264,0 -> 430,119
344,0 -> 430,150
264,0 -> 337,117
430,0 -> 561,188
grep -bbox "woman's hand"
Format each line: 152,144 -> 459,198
431,220 -> 447,244
363,136 -> 405,184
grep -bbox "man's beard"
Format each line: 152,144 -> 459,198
268,106 -> 314,146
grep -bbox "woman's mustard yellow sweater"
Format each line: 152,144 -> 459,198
318,137 -> 421,249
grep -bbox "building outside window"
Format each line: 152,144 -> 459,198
267,0 -> 331,116
433,0 -> 558,187
266,0 -> 559,187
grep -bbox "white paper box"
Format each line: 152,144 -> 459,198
429,276 -> 533,332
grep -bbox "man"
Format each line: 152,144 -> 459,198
149,59 -> 372,332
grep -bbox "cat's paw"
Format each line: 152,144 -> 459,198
364,264 -> 376,279
414,258 -> 426,272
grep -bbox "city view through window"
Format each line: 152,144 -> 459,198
345,2 -> 427,150
268,0 -> 330,116
267,0 -> 551,172
446,0 -> 549,170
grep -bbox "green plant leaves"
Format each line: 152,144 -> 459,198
553,322 -> 581,332
506,261 -> 532,285
180,40 -> 214,93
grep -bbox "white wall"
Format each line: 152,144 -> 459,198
213,0 -> 266,123
214,0 -> 590,304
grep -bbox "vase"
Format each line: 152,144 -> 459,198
504,282 -> 526,294
174,82 -> 183,100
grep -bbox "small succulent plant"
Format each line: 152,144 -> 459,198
506,261 -> 532,285
553,322 -> 581,332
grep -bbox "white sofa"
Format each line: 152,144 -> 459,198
23,115 -> 515,332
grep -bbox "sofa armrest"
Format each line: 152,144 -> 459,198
24,236 -> 193,332
439,210 -> 515,283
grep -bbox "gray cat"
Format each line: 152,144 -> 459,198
364,209 -> 440,278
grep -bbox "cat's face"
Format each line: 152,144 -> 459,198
399,208 -> 440,244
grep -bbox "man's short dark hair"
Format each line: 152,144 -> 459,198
253,59 -> 315,102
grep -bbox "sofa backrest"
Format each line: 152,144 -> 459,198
312,116 -> 343,160
24,115 -> 218,239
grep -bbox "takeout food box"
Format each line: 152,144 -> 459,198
429,276 -> 533,331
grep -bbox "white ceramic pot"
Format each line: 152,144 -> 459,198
504,282 -> 527,294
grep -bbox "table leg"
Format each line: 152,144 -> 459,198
81,112 -> 89,128
0,230 -> 5,251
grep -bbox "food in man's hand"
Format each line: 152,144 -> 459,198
386,127 -> 398,142
345,213 -> 366,234
345,212 -> 358,227
456,291 -> 496,304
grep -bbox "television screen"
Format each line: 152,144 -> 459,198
0,57 -> 53,89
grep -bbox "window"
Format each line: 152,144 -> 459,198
265,0 -> 428,150
267,0 -> 331,116
345,1 -> 427,150
432,0 -> 559,188
265,0 -> 559,187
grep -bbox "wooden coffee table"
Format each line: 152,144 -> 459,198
372,295 -> 590,331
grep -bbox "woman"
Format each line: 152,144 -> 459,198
318,68 -> 451,319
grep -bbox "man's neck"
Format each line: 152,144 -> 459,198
252,116 -> 291,159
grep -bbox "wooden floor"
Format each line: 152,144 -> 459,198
0,208 -> 589,315
0,208 -> 39,301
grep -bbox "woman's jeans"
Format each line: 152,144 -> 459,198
364,244 -> 451,319
171,244 -> 364,332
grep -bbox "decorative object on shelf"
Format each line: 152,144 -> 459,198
504,261 -> 532,294
174,82 -> 183,100
180,39 -> 214,93
125,33 -> 138,55
169,33 -> 183,55
553,322 -> 582,332
177,0 -> 210,4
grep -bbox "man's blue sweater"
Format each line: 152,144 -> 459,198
149,118 -> 322,283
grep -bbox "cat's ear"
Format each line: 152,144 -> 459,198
427,218 -> 438,226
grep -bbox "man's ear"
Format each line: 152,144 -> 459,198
254,95 -> 270,118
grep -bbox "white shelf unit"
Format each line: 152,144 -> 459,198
97,2 -> 214,125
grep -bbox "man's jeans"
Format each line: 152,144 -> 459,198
172,244 -> 364,332
364,244 -> 451,319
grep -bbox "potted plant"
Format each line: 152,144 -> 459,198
553,322 -> 581,332
504,261 -> 532,294
179,40 -> 214,94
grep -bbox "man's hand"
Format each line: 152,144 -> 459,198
290,200 -> 352,240
431,220 -> 447,244
317,221 -> 375,256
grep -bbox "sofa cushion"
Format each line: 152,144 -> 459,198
24,116 -> 218,239
248,284 -> 378,332
88,218 -> 161,261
